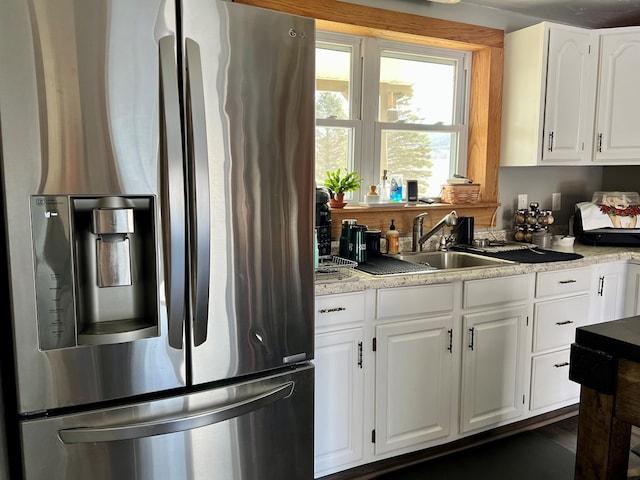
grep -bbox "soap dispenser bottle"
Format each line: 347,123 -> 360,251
385,219 -> 400,254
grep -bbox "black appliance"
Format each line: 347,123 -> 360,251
455,216 -> 475,245
574,208 -> 640,246
316,187 -> 332,257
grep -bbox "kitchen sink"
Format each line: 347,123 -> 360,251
394,251 -> 517,270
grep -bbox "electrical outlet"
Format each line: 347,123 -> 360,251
518,194 -> 528,210
552,192 -> 561,211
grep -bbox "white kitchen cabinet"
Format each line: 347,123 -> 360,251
593,27 -> 640,164
460,274 -> 533,433
460,305 -> 528,432
314,292 -> 366,478
500,22 -> 595,166
529,267 -> 591,413
624,262 -> 640,317
374,315 -> 454,455
373,284 -> 457,456
590,261 -> 627,324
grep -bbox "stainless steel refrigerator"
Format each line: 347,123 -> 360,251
0,0 -> 315,478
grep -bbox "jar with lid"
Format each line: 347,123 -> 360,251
514,209 -> 527,225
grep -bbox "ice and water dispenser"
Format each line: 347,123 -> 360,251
30,195 -> 159,350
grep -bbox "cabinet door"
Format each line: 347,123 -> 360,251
374,315 -> 453,455
590,262 -> 627,324
624,263 -> 640,317
542,27 -> 595,163
314,328 -> 364,477
594,28 -> 640,163
461,306 -> 527,433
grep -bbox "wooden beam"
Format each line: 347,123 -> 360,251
234,0 -> 503,50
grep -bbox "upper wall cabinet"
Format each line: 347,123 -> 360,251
500,22 -> 596,166
501,22 -> 640,166
593,28 -> 640,164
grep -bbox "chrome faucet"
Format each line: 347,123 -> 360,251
412,210 -> 458,252
412,212 -> 429,252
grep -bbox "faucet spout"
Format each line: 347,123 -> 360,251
412,212 -> 429,252
414,210 -> 458,251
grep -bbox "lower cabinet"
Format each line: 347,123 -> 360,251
459,274 -> 533,434
590,261 -> 627,324
314,260 -> 636,477
529,267 -> 591,413
460,305 -> 528,433
314,292 -> 366,478
374,315 -> 453,454
624,261 -> 640,317
314,327 -> 364,476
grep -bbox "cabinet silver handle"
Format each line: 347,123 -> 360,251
468,328 -> 475,351
598,276 -> 604,296
447,329 -> 453,353
554,362 -> 570,368
555,320 -> 574,326
548,131 -> 554,152
319,307 -> 346,314
558,279 -> 577,284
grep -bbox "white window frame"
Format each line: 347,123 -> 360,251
316,31 -> 471,200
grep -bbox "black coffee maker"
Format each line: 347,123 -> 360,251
315,187 -> 332,258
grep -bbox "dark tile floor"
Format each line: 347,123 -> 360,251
536,415 -> 640,478
376,415 -> 640,479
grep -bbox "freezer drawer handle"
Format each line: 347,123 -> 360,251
58,382 -> 294,444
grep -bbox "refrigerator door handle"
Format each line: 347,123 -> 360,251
159,35 -> 187,349
185,38 -> 211,347
58,381 -> 294,444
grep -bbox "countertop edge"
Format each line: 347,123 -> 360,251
315,245 -> 639,296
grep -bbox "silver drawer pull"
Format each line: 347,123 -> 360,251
555,320 -> 574,326
554,362 -> 570,368
319,307 -> 346,314
558,279 -> 577,284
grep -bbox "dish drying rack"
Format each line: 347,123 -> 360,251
315,256 -> 358,283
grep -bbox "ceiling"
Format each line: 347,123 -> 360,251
457,0 -> 640,28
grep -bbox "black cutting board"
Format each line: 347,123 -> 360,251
454,246 -> 583,263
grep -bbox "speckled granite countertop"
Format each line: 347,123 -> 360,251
315,244 -> 640,296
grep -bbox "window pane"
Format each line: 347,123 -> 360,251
379,53 -> 456,125
316,46 -> 352,120
381,130 -> 456,198
315,126 -> 353,187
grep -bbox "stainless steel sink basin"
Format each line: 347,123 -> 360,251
394,251 -> 516,270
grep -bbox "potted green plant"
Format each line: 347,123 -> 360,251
323,168 -> 363,208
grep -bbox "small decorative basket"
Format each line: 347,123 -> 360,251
440,184 -> 481,204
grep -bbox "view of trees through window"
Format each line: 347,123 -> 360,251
315,32 -> 469,200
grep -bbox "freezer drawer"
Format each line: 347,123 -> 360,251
19,365 -> 313,480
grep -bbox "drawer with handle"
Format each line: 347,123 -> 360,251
533,294 -> 589,352
530,348 -> 580,410
315,292 -> 366,328
535,267 -> 591,298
